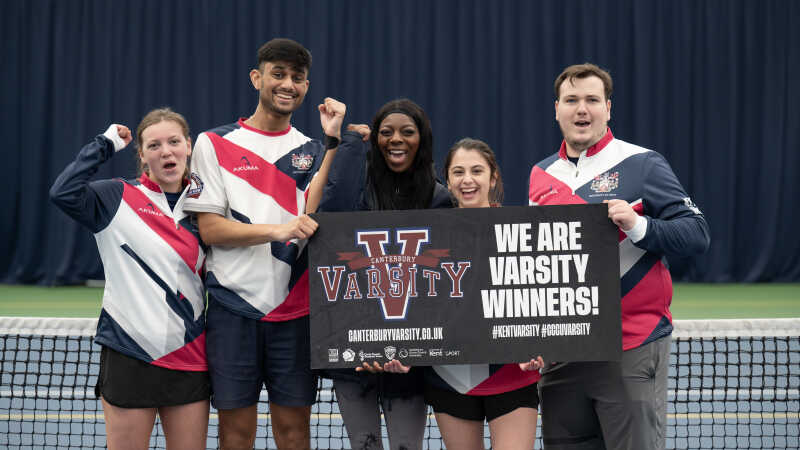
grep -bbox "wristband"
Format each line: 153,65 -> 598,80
324,134 -> 340,150
623,215 -> 648,243
103,124 -> 127,152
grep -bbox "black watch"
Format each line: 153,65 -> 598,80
325,134 -> 340,150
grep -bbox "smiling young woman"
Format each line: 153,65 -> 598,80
376,112 -> 420,173
317,98 -> 453,450
443,138 -> 503,208
418,138 -> 541,450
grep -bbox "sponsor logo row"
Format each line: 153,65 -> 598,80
328,346 -> 461,363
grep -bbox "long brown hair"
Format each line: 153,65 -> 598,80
443,138 -> 504,207
135,107 -> 191,178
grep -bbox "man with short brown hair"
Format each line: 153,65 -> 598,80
184,38 -> 346,449
528,63 -> 710,449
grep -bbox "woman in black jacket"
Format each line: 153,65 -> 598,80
319,98 -> 451,450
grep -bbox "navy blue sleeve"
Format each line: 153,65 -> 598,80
430,182 -> 454,209
309,139 -> 325,174
318,130 -> 368,212
635,152 -> 711,257
49,135 -> 124,233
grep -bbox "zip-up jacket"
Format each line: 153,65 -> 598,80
528,129 -> 710,351
50,135 -> 207,370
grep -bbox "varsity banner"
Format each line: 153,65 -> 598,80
309,204 -> 621,369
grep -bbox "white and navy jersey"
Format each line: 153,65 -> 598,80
50,136 -> 207,371
183,119 -> 324,321
529,129 -> 710,351
426,363 -> 540,396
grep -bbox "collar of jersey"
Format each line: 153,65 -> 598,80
238,118 -> 292,136
139,173 -> 162,192
138,173 -> 188,193
558,128 -> 614,160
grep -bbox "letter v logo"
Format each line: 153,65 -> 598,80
357,229 -> 429,320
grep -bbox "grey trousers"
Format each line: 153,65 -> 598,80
538,336 -> 671,450
539,360 -> 633,450
621,335 -> 670,450
333,379 -> 427,450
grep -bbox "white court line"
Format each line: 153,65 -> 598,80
2,412 -> 798,421
5,388 -> 795,399
0,412 -> 346,421
668,388 -> 800,399
0,388 -> 336,399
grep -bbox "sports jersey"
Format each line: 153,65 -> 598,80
183,119 -> 324,321
528,129 -> 710,351
425,363 -> 540,396
49,135 -> 207,371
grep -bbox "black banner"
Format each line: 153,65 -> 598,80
309,204 -> 621,369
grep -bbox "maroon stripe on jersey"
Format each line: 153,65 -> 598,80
467,363 -> 540,396
620,261 -> 673,350
138,173 -> 188,193
557,129 -> 614,159
528,166 -> 587,205
152,331 -> 208,371
208,132 -> 298,215
139,173 -> 162,192
237,118 -> 291,136
261,269 -> 310,321
121,184 -> 200,273
585,129 -> 614,157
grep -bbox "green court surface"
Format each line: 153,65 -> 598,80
0,283 -> 798,319
0,285 -> 103,318
671,283 -> 800,319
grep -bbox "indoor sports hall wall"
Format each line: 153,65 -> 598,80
1,0 -> 798,285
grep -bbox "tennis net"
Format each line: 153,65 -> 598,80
1,317 -> 798,449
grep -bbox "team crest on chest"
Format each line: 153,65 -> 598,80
590,171 -> 619,193
291,153 -> 314,171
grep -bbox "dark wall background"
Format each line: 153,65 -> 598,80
2,0 -> 798,285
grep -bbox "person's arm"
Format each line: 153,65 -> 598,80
609,152 -> 710,257
305,97 -> 346,213
431,182 -> 455,209
195,211 -> 318,246
183,132 -> 315,247
317,128 -> 370,212
49,124 -> 132,232
198,98 -> 346,245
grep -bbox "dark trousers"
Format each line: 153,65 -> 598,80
538,361 -> 633,450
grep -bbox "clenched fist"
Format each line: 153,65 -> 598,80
318,97 -> 346,139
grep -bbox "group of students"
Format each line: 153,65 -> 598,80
50,37 -> 709,450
